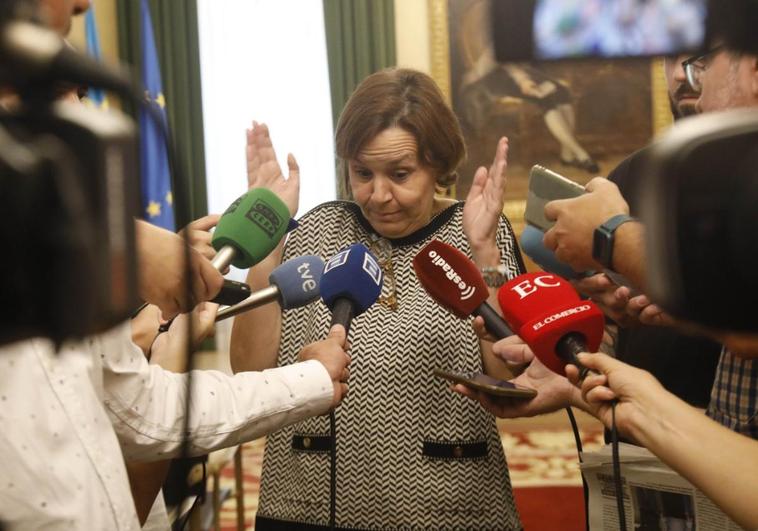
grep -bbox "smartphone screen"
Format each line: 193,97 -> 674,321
434,369 -> 537,399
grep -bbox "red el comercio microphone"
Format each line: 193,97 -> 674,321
497,272 -> 604,377
413,239 -> 513,338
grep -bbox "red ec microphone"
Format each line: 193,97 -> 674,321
413,240 -> 513,338
497,272 -> 604,377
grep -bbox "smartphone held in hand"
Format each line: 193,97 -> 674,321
434,369 -> 537,399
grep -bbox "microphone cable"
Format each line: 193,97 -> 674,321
566,403 -> 626,531
329,411 -> 337,531
611,401 -> 627,531
565,406 -> 590,531
122,83 -> 199,526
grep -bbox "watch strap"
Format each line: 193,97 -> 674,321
593,214 -> 636,270
480,264 -> 509,288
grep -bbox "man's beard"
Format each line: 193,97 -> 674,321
669,86 -> 700,120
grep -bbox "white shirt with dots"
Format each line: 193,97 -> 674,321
0,323 -> 333,530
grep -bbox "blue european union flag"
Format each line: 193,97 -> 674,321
139,0 -> 175,230
83,5 -> 109,110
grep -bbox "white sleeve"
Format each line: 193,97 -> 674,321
97,324 -> 333,461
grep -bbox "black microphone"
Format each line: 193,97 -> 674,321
1,18 -> 133,95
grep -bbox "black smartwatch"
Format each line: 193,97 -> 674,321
592,214 -> 636,271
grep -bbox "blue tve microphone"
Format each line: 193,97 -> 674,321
520,224 -> 585,280
215,255 -> 324,321
320,243 -> 383,335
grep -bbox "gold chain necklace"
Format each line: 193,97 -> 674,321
367,235 -> 398,311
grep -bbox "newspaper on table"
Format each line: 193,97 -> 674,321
580,443 -> 744,531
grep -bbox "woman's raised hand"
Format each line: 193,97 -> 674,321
246,121 -> 300,217
462,136 -> 509,265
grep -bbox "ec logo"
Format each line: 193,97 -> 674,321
510,275 -> 561,299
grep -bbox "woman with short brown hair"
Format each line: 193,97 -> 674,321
232,67 -> 525,530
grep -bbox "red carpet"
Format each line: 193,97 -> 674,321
514,486 -> 587,531
213,423 -> 603,530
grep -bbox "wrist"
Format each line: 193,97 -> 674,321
624,384 -> 682,446
470,243 -> 500,268
592,214 -> 636,271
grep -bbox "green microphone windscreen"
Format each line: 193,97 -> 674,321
211,188 -> 290,269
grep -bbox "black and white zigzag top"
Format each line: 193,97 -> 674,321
256,201 -> 526,531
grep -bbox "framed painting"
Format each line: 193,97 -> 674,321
428,0 -> 672,241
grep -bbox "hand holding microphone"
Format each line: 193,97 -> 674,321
135,220 -> 225,319
298,325 -> 351,408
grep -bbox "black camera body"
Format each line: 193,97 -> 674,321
639,109 -> 758,332
0,101 -> 140,345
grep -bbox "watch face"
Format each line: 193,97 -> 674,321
592,226 -> 613,269
482,272 -> 506,287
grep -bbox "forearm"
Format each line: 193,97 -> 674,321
229,243 -> 284,372
99,323 -> 333,461
629,391 -> 758,529
472,242 -> 513,379
610,222 -> 646,291
108,361 -> 333,462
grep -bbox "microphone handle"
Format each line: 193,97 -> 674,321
472,302 -> 514,339
556,332 -> 591,379
329,298 -> 355,336
215,285 -> 280,322
211,245 -> 237,271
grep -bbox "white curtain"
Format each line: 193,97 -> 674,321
197,0 -> 336,227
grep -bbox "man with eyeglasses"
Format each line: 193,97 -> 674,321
675,42 -> 758,439
570,53 -> 721,416
470,37 -> 758,428
681,45 -> 724,99
542,39 -> 758,439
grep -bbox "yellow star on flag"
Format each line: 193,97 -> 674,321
146,201 -> 161,218
155,92 -> 166,109
165,191 -> 173,205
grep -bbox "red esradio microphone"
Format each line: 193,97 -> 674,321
497,272 -> 604,377
413,240 -> 513,338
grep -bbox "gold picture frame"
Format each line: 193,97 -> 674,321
427,0 -> 673,241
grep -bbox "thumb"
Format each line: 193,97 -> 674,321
187,214 -> 220,232
327,324 -> 347,346
287,153 -> 300,184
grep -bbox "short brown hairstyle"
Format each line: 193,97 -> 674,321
335,68 -> 466,198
